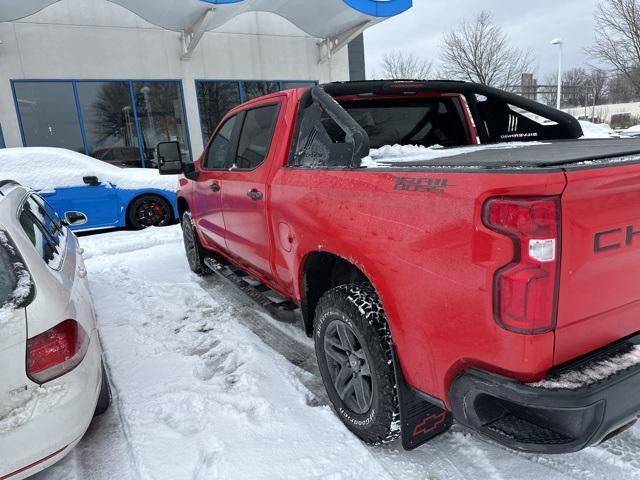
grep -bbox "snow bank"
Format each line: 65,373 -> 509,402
0,148 -> 178,192
531,346 -> 640,390
579,121 -> 618,139
361,142 -> 547,168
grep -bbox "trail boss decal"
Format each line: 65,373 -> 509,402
394,177 -> 453,194
594,225 -> 640,253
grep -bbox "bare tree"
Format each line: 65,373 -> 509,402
379,51 -> 433,79
540,68 -> 609,108
440,11 -> 535,88
587,0 -> 640,95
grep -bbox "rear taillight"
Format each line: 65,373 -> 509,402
483,197 -> 561,334
26,320 -> 89,383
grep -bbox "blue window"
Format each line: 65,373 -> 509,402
12,80 -> 192,168
195,80 -> 317,143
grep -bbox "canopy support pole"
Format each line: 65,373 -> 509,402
317,20 -> 372,63
181,7 -> 215,60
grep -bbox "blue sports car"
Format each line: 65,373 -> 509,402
0,147 -> 178,231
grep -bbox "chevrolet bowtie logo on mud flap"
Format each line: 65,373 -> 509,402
412,412 -> 448,437
393,177 -> 454,194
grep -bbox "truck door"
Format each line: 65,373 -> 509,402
220,102 -> 281,279
193,114 -> 239,251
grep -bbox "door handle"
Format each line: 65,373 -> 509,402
246,189 -> 263,201
210,182 -> 221,193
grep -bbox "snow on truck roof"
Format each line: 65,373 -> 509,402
0,148 -> 178,192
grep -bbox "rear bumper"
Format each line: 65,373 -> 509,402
0,330 -> 102,479
449,334 -> 640,454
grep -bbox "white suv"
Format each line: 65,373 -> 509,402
0,180 -> 110,479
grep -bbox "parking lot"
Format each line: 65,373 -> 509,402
24,225 -> 640,480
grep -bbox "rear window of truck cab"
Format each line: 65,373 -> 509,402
337,97 -> 471,149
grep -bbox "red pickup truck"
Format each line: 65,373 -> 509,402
158,80 -> 640,454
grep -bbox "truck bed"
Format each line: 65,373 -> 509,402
379,138 -> 640,169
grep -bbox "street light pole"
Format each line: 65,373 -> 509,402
551,38 -> 563,109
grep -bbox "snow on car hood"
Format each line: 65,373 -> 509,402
0,147 -> 178,192
361,142 -> 547,168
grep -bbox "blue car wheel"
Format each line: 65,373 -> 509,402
127,194 -> 173,230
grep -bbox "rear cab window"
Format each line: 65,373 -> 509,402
339,97 -> 471,149
291,93 -> 472,169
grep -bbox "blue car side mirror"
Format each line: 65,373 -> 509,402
83,175 -> 100,186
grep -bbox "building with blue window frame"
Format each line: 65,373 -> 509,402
0,0 -> 411,167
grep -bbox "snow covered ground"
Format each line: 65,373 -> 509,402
33,226 -> 640,480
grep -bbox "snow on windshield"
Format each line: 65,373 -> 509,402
0,231 -> 33,325
361,142 -> 547,168
0,147 -> 178,192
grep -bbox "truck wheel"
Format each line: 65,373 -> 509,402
94,361 -> 112,416
314,284 -> 400,445
181,211 -> 209,275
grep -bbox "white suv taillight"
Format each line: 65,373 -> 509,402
26,320 -> 89,383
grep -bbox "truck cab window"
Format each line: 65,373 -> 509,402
204,115 -> 237,170
341,98 -> 470,149
291,95 -> 471,169
235,104 -> 280,169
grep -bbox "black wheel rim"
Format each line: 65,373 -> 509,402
182,217 -> 198,269
323,320 -> 373,414
136,199 -> 168,227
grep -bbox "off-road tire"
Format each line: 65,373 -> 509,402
94,361 -> 112,416
314,283 -> 400,445
181,211 -> 210,276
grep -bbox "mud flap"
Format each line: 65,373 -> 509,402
393,347 -> 453,450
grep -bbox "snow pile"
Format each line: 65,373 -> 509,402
0,148 -> 178,192
621,125 -> 640,138
531,345 -> 640,390
79,226 -> 395,480
361,142 -> 546,168
579,121 -> 618,139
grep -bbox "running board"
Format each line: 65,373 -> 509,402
203,257 -> 300,323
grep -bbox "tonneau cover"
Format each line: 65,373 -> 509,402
389,138 -> 640,169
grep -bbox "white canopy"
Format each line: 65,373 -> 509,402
0,0 -> 411,38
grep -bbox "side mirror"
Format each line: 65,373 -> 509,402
83,175 -> 100,186
157,141 -> 183,175
64,211 -> 88,227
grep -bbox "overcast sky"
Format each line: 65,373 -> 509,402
364,0 -> 601,82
